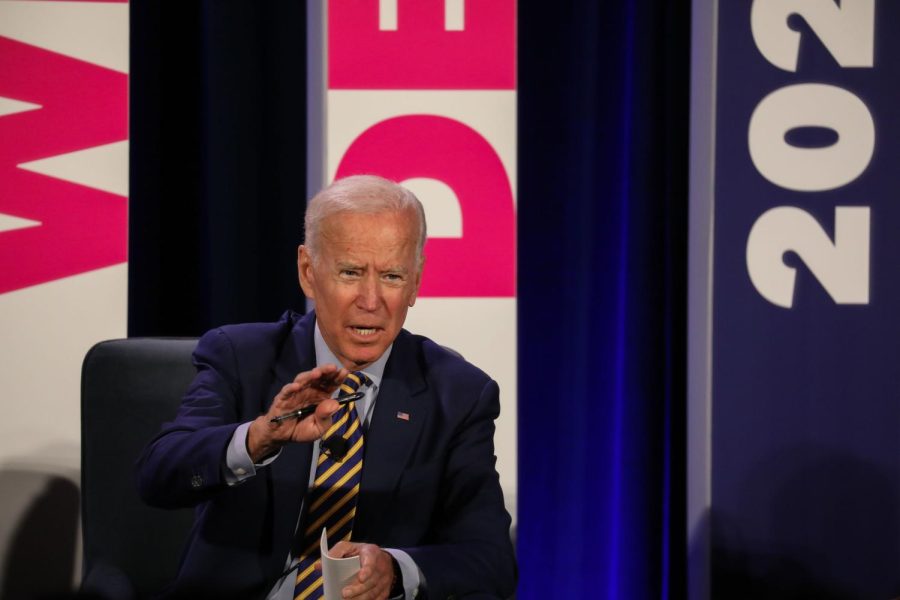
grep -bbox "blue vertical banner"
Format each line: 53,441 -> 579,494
690,1 -> 900,598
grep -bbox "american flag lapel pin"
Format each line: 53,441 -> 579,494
396,411 -> 410,422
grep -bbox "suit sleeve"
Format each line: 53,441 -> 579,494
135,328 -> 247,509
403,379 -> 517,599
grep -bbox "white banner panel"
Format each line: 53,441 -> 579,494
310,0 -> 518,520
0,0 -> 129,584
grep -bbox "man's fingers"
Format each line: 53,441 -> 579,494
342,574 -> 379,599
275,365 -> 343,411
278,381 -> 301,399
356,565 -> 373,582
340,545 -> 392,599
316,398 -> 341,417
266,364 -> 357,443
329,542 -> 383,599
281,364 -> 352,408
313,398 -> 341,434
294,363 -> 342,388
316,365 -> 346,390
328,540 -> 359,559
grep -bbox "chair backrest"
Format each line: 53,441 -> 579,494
81,338 -> 198,599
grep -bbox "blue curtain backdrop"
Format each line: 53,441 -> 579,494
517,3 -> 688,598
129,1 -> 690,597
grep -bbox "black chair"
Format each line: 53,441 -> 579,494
80,338 -> 198,600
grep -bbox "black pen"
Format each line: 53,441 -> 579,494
269,392 -> 365,424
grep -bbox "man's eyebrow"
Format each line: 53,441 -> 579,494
335,261 -> 364,270
380,265 -> 409,274
333,261 -> 409,274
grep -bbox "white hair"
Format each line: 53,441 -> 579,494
304,175 -> 427,264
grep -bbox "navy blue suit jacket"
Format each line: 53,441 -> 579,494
136,310 -> 516,599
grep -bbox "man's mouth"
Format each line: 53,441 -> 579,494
350,326 -> 379,337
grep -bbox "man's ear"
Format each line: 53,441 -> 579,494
297,245 -> 315,299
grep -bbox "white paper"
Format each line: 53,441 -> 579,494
320,528 -> 361,600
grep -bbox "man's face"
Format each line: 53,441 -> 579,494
298,209 -> 423,370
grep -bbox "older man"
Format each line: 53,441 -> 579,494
137,175 -> 516,599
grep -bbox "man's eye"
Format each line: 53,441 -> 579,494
340,269 -> 360,278
383,273 -> 404,282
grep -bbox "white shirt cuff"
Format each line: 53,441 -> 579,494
384,549 -> 422,599
224,421 -> 280,485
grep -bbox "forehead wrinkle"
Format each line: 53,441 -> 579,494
333,259 -> 363,270
324,228 -> 412,252
318,212 -> 419,272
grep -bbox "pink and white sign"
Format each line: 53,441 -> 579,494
329,0 -> 514,89
312,0 -> 518,518
0,32 -> 127,294
0,2 -> 129,572
335,114 -> 515,297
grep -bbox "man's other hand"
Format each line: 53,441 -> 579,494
247,364 -> 348,461
326,541 -> 395,600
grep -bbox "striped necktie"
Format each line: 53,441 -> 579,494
293,371 -> 371,600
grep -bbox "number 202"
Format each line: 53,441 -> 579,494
744,0 -> 874,308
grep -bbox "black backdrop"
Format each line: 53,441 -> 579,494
130,1 -> 307,336
129,1 -> 689,597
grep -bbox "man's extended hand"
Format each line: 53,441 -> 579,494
325,541 -> 396,600
247,364 -> 348,462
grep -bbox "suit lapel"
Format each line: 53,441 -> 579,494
267,311 -> 317,567
356,330 -> 429,539
267,310 -> 317,413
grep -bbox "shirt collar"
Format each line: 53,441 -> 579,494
313,320 -> 390,389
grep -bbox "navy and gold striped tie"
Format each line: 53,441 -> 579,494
293,371 -> 371,600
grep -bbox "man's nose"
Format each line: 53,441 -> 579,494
355,275 -> 379,311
